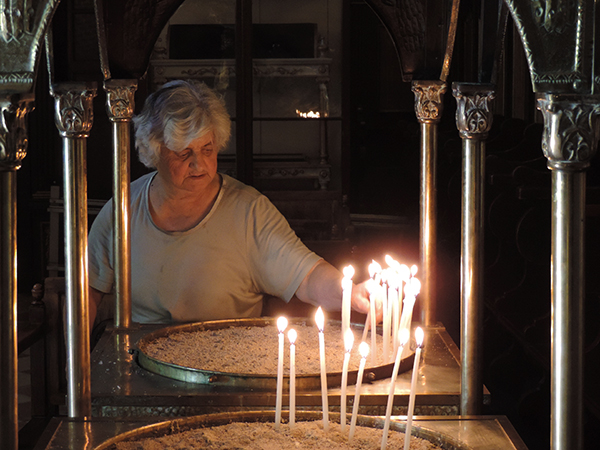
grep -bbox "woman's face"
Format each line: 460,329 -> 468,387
157,132 -> 218,194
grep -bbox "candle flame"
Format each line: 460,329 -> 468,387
343,265 -> 355,279
415,327 -> 424,347
359,341 -> 370,358
288,328 -> 297,344
410,264 -> 418,277
344,328 -> 355,353
315,307 -> 325,331
411,277 -> 421,295
296,109 -> 320,118
277,316 -> 288,333
387,270 -> 400,289
399,328 -> 410,346
400,264 -> 411,282
368,260 -> 382,278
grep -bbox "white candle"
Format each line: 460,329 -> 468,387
288,328 -> 297,429
315,307 -> 329,431
366,278 -> 377,365
380,328 -> 410,449
341,265 -> 354,340
398,277 -> 420,359
275,316 -> 288,430
340,328 -> 354,432
404,327 -> 425,450
381,271 -> 390,364
348,341 -> 370,442
361,310 -> 370,343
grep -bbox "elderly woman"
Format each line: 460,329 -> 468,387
88,80 -> 372,324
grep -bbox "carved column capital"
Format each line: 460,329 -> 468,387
51,83 -> 97,138
452,83 -> 495,139
536,93 -> 600,172
412,80 -> 447,123
104,79 -> 138,122
0,94 -> 34,171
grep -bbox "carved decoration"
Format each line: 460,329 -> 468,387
412,80 -> 447,123
452,83 -> 495,138
0,0 -> 59,93
505,0 -> 591,93
52,84 -> 98,138
536,93 -> 600,171
0,94 -> 34,170
104,80 -> 137,121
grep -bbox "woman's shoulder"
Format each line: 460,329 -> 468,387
220,173 -> 264,202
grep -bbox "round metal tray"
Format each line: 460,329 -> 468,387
134,317 -> 415,390
94,411 -> 471,450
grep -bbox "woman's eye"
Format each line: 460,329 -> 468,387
178,150 -> 192,159
202,147 -> 214,156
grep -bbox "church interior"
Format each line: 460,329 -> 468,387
3,1 -> 600,449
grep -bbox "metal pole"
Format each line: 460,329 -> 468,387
536,93 -> 600,450
452,82 -> 495,415
104,79 -> 137,328
52,82 -> 97,418
0,94 -> 34,450
411,80 -> 447,327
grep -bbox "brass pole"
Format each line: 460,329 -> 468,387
452,83 -> 494,415
536,93 -> 600,450
411,80 -> 447,327
0,169 -> 18,450
0,94 -> 34,450
52,83 -> 97,418
104,79 -> 137,328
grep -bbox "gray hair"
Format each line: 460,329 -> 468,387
133,80 -> 231,169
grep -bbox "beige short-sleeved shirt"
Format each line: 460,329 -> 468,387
88,172 -> 322,323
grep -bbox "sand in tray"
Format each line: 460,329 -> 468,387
111,421 -> 443,450
142,321 -> 402,375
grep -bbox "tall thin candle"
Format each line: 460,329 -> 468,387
381,270 -> 390,364
288,328 -> 297,428
340,328 -> 354,432
348,342 -> 370,442
404,327 -> 425,450
398,277 -> 420,359
366,278 -> 377,365
380,328 -> 410,449
341,265 -> 354,340
275,316 -> 288,430
315,307 -> 329,431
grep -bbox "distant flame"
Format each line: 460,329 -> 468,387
277,316 -> 288,333
315,307 -> 325,331
415,327 -> 424,347
296,109 -> 320,118
359,341 -> 370,358
288,328 -> 297,345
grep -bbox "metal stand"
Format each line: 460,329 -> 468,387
52,82 -> 97,418
536,93 -> 600,450
452,83 -> 495,415
104,79 -> 137,328
411,80 -> 447,327
0,93 -> 34,450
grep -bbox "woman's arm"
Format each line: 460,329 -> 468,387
294,259 -> 379,318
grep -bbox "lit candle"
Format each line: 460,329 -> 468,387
288,328 -> 297,429
381,269 -> 390,364
315,307 -> 329,431
366,277 -> 377,365
275,316 -> 288,430
348,341 -> 370,442
340,328 -> 354,432
404,327 -> 425,450
341,265 -> 355,340
380,328 -> 410,449
398,277 -> 421,360
361,310 -> 370,344
385,255 -> 401,354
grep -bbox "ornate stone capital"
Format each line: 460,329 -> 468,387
103,79 -> 137,122
452,83 -> 495,139
412,80 -> 447,123
0,94 -> 34,171
536,93 -> 600,172
52,83 -> 97,138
